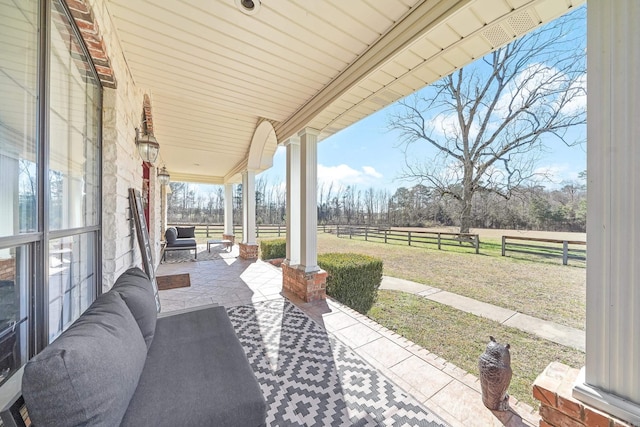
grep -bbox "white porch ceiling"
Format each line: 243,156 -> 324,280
105,0 -> 583,184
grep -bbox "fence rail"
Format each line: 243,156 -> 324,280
501,235 -> 586,265
335,225 -> 480,254
167,223 -> 287,239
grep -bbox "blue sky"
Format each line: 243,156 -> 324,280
259,7 -> 587,194
258,103 -> 586,193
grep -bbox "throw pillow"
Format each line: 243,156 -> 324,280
22,291 -> 147,427
176,226 -> 195,238
165,227 -> 177,244
113,267 -> 158,349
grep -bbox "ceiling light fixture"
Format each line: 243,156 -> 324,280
235,0 -> 260,15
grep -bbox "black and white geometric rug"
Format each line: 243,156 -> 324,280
227,299 -> 450,427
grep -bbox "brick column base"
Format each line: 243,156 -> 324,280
281,262 -> 327,302
533,362 -> 633,427
239,243 -> 258,260
222,234 -> 235,245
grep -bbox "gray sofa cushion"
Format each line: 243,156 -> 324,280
113,267 -> 158,349
165,238 -> 196,248
22,291 -> 147,427
176,226 -> 195,238
165,227 -> 177,244
121,306 -> 266,427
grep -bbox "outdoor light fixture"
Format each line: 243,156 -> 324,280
157,166 -> 170,185
135,127 -> 160,164
235,0 -> 260,15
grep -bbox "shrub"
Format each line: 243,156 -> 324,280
317,253 -> 383,314
260,238 -> 286,260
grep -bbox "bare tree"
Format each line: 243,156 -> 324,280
389,8 -> 585,232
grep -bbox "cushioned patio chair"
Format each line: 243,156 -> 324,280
163,227 -> 197,261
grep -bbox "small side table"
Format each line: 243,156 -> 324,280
207,239 -> 232,252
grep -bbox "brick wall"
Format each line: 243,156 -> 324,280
64,0 -> 116,88
281,262 -> 326,302
533,362 -> 634,427
0,258 -> 15,281
239,243 -> 259,260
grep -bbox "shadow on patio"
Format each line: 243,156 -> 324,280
156,244 -> 538,427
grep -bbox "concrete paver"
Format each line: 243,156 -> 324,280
156,255 -> 541,426
504,313 -> 585,351
426,290 -> 516,323
381,276 -> 585,352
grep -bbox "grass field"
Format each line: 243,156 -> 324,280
317,232 -> 586,330
316,230 -> 586,408
368,290 -> 585,408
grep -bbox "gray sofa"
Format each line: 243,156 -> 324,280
163,226 -> 197,261
21,268 -> 266,426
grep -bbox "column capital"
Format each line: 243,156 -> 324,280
283,136 -> 300,147
297,127 -> 320,138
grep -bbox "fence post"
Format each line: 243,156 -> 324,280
365,227 -> 368,241
563,241 -> 569,265
501,236 -> 506,256
337,226 -> 340,237
349,227 -> 352,239
384,229 -> 388,244
437,233 -> 441,250
206,224 -> 210,237
408,231 -> 412,246
278,224 -> 281,237
475,235 -> 479,254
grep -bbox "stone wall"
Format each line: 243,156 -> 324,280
78,0 -> 162,290
533,362 -> 633,427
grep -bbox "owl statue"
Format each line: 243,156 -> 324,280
478,336 -> 512,411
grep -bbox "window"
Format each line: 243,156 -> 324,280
0,246 -> 29,384
0,0 -> 39,238
49,0 -> 101,231
0,0 -> 101,395
48,234 -> 96,342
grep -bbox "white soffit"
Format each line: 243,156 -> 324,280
106,0 -> 416,183
307,0 -> 585,141
105,0 -> 583,183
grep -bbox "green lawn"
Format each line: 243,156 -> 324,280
317,232 -> 586,330
368,290 -> 584,408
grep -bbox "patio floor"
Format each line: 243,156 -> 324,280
156,245 -> 540,427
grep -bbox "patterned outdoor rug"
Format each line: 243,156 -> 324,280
226,299 -> 449,427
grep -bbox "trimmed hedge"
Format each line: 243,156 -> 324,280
260,238 -> 286,260
317,253 -> 383,314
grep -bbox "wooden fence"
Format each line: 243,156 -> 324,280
167,223 -> 287,239
335,225 -> 480,254
501,235 -> 586,265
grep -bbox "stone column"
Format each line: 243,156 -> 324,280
282,128 -> 326,302
239,170 -> 258,259
570,1 -> 640,426
223,183 -> 234,244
